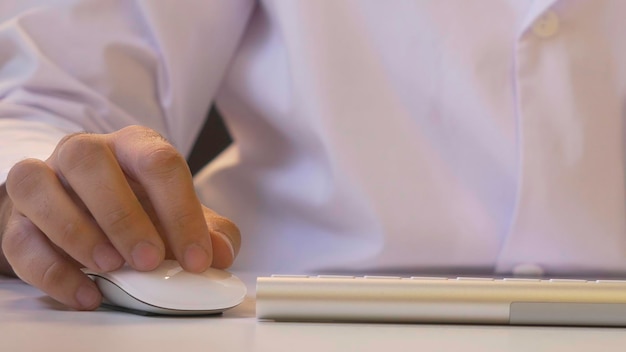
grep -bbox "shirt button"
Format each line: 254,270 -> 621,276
512,263 -> 545,277
531,11 -> 560,38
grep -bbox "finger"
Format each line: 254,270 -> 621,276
203,207 -> 241,269
52,133 -> 165,271
135,191 -> 240,268
6,158 -> 124,273
2,212 -> 101,310
108,126 -> 213,272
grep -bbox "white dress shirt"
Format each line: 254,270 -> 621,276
1,0 -> 626,276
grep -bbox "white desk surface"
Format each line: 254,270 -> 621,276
2,275 -> 626,352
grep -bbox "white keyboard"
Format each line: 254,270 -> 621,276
256,275 -> 626,326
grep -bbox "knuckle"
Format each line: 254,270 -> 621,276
56,220 -> 83,251
56,132 -> 83,148
215,216 -> 240,234
1,222 -> 30,261
211,216 -> 241,242
39,260 -> 67,290
6,159 -> 48,200
173,210 -> 201,231
137,145 -> 186,178
103,204 -> 141,232
56,133 -> 108,173
119,125 -> 169,143
2,220 -> 38,283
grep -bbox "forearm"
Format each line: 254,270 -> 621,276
0,183 -> 15,276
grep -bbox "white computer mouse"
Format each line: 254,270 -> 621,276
83,260 -> 247,315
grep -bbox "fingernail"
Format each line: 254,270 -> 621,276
131,241 -> 162,270
76,284 -> 100,309
215,231 -> 235,260
93,243 -> 124,272
184,243 -> 211,272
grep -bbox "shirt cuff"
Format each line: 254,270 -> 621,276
0,118 -> 77,184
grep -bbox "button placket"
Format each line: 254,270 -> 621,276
498,3 -> 626,274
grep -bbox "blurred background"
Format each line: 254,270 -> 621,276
186,106 -> 232,175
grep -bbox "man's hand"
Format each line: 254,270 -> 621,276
0,125 -> 240,310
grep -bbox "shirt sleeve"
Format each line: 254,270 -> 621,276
0,0 -> 255,183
